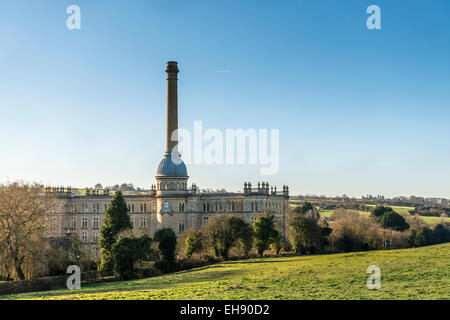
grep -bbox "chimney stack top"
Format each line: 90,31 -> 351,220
166,61 -> 179,74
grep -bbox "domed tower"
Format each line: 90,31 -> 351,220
156,61 -> 189,220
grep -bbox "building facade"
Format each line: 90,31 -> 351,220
48,62 -> 289,253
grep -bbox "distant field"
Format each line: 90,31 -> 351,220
290,202 -> 449,225
3,244 -> 449,300
318,209 -> 333,218
419,215 -> 450,224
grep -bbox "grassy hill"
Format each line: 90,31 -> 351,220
2,243 -> 449,300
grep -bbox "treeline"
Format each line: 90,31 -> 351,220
328,206 -> 450,251
410,206 -> 450,217
101,200 -> 450,281
318,203 -> 370,211
291,200 -> 371,212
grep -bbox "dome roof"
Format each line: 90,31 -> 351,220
156,153 -> 188,177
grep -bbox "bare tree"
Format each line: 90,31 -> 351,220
0,182 -> 54,280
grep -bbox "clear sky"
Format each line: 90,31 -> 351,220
1,0 -> 449,198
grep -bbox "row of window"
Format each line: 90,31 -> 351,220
80,231 -> 98,242
69,203 -> 153,214
130,216 -> 147,228
67,216 -> 148,229
69,217 -> 100,229
250,201 -> 282,211
202,202 -> 236,212
128,203 -> 148,213
158,182 -> 187,190
60,201 -> 281,216
71,203 -> 106,214
78,215 -> 261,240
200,215 -> 256,225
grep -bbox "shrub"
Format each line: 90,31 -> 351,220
226,216 -> 254,258
319,221 -> 333,251
270,232 -> 283,255
389,230 -> 410,249
185,231 -> 204,259
433,223 -> 450,244
379,210 -> 409,231
371,205 -> 393,220
154,228 -> 177,272
175,255 -> 221,272
134,264 -> 161,279
205,215 -> 233,259
288,215 -> 322,255
46,237 -> 98,276
203,215 -> 254,259
329,212 -> 382,252
253,211 -> 280,257
111,234 -> 153,280
331,209 -> 359,220
293,202 -> 320,221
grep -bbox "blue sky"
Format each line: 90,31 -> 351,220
1,0 -> 449,198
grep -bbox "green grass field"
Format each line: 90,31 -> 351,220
3,244 -> 449,300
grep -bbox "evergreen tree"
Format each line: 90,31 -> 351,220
294,202 -> 320,221
379,210 -> 409,231
112,234 -> 153,280
205,215 -> 233,259
226,216 -> 254,258
154,228 -> 177,272
185,231 -> 204,259
294,202 -> 314,214
371,205 -> 394,220
99,191 -> 132,273
253,211 -> 280,257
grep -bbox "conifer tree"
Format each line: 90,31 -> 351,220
99,191 -> 132,273
253,211 -> 280,257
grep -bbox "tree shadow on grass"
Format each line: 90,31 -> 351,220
4,258 -> 314,299
221,259 -> 308,265
6,269 -> 246,299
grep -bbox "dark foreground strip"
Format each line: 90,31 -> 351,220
2,300 -> 447,319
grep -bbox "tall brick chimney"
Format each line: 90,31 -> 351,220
166,61 -> 179,154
